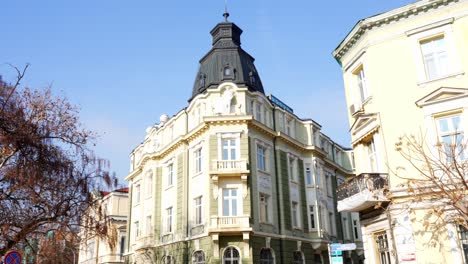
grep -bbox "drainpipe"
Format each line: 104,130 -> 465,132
272,107 -> 285,264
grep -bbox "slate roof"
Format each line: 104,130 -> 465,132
189,20 -> 264,101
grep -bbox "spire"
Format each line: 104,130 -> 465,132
189,9 -> 265,101
223,0 -> 229,22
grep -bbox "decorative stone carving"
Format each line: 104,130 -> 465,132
241,174 -> 248,198
212,175 -> 219,200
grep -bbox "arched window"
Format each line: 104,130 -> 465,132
223,247 -> 240,264
193,250 -> 205,264
292,251 -> 304,264
224,66 -> 231,76
259,248 -> 274,264
162,255 -> 175,264
229,96 -> 237,114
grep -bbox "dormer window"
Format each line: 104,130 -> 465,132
222,65 -> 235,80
224,66 -> 231,76
198,73 -> 206,89
249,71 -> 256,84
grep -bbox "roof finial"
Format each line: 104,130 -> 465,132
223,0 -> 229,22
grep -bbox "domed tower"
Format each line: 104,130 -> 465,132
189,14 -> 264,101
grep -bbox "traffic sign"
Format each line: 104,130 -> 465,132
331,250 -> 342,256
4,251 -> 21,264
331,256 -> 343,264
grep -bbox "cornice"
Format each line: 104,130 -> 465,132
333,0 -> 459,63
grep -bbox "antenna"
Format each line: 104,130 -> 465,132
223,0 -> 230,22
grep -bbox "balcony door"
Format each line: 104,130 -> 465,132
222,138 -> 237,160
223,189 -> 238,216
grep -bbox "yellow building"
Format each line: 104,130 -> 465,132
333,0 -> 468,263
79,188 -> 129,264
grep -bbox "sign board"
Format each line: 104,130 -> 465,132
331,243 -> 356,251
4,251 -> 21,264
331,256 -> 343,264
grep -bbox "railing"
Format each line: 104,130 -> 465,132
210,216 -> 250,229
212,159 -> 248,171
337,173 -> 388,201
134,235 -> 154,250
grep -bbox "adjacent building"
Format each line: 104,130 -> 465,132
79,188 -> 129,264
333,0 -> 468,263
125,14 -> 362,264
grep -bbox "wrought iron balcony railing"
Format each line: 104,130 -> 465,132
337,173 -> 388,201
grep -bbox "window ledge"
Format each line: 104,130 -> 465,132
257,169 -> 270,175
165,185 -> 174,191
418,71 -> 465,86
192,171 -> 202,178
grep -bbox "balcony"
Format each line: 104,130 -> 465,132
134,235 -> 155,250
208,216 -> 251,233
210,159 -> 249,176
337,173 -> 389,212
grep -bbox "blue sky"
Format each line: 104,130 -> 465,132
1,0 -> 414,183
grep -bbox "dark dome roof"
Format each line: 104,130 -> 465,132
189,21 -> 264,101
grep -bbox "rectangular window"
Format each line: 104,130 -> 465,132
305,166 -> 312,185
166,207 -> 173,233
328,212 -> 335,235
437,114 -> 464,160
292,202 -> 299,228
257,145 -> 267,171
119,236 -> 126,255
256,103 -> 262,121
289,156 -> 297,181
135,184 -> 141,204
342,215 -> 349,239
88,239 -> 95,259
356,67 -> 369,103
194,196 -> 203,225
374,232 -> 391,264
146,172 -> 153,198
353,219 -> 360,240
420,36 -> 448,80
135,221 -> 140,238
146,215 -> 152,235
167,164 -> 173,187
286,117 -> 292,135
195,148 -> 202,173
309,205 -> 316,229
222,189 -> 238,216
325,174 -> 333,197
259,193 -> 269,223
365,138 -> 378,172
222,139 -> 237,160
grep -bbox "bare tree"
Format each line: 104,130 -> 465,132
394,132 -> 467,240
0,65 -> 117,256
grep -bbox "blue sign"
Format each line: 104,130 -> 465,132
268,94 -> 294,114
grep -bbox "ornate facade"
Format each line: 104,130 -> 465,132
125,15 -> 362,264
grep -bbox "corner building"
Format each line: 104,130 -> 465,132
125,17 -> 362,264
333,0 -> 468,263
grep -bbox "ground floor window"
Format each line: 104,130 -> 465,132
292,251 -> 304,264
459,225 -> 468,264
162,255 -> 175,264
374,232 -> 391,264
259,248 -> 274,264
223,247 -> 240,264
193,250 -> 206,264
